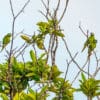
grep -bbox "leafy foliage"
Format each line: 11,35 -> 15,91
37,19 -> 64,37
77,73 -> 100,99
0,0 -> 100,100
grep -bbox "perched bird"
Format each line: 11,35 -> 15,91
82,33 -> 97,56
82,39 -> 89,52
82,33 -> 94,52
1,33 -> 11,51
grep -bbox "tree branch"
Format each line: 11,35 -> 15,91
58,0 -> 69,23
15,0 -> 30,19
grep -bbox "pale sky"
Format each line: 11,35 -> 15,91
0,0 -> 100,100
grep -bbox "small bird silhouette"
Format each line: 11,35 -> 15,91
82,33 -> 97,56
1,33 -> 11,51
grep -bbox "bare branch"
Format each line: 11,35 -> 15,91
54,0 -> 60,18
79,22 -> 88,37
15,0 -> 30,18
55,0 -> 60,13
58,0 -> 69,23
13,43 -> 26,55
41,0 -> 47,10
9,0 -> 15,17
62,37 -> 92,76
93,51 -> 99,69
52,36 -> 58,65
64,52 -> 78,81
16,44 -> 29,58
93,67 -> 100,78
39,10 -> 48,20
46,0 -> 50,18
40,0 -> 52,19
71,58 -> 89,85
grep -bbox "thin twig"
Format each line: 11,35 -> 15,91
93,67 -> 100,78
39,10 -> 48,20
9,0 -> 15,17
64,52 -> 78,81
46,0 -> 50,18
41,0 -> 47,10
53,36 -> 58,65
58,0 -> 69,23
13,43 -> 26,55
16,44 -> 29,58
79,22 -> 88,37
62,37 -> 92,76
54,0 -> 60,18
15,0 -> 30,19
40,0 -> 52,19
93,51 -> 99,70
71,58 -> 89,85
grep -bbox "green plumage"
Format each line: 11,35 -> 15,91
1,33 -> 11,51
82,33 -> 97,56
82,39 -> 89,52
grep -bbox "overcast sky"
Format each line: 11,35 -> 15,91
0,0 -> 100,100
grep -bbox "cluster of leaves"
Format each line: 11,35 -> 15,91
0,49 -> 74,99
49,78 -> 75,100
21,19 -> 64,50
0,19 -> 99,100
77,73 -> 100,99
37,19 -> 64,37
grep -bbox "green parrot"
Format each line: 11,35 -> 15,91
88,39 -> 97,56
1,33 -> 11,51
82,39 -> 89,52
82,33 -> 95,52
82,32 -> 97,56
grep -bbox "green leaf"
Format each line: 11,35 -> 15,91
51,65 -> 62,79
30,50 -> 36,64
40,85 -> 48,94
27,93 -> 36,100
37,21 -> 49,34
52,97 -> 58,100
32,35 -> 37,42
14,74 -> 21,78
21,35 -> 31,43
0,93 -> 9,100
48,85 -> 58,93
28,88 -> 35,95
36,40 -> 44,50
14,92 -> 35,100
81,73 -> 86,81
55,31 -> 65,37
33,75 -> 40,81
78,77 -> 100,98
94,92 -> 100,96
37,85 -> 49,99
26,73 -> 34,77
